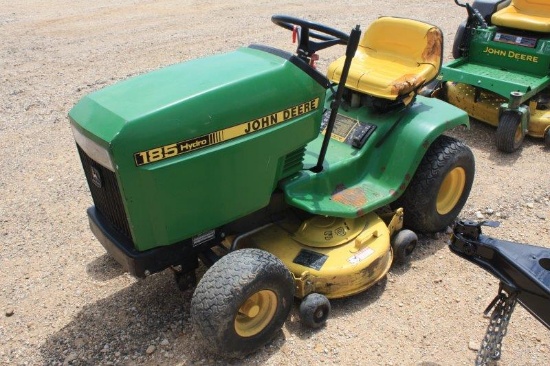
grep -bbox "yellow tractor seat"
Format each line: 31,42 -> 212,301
327,17 -> 442,101
491,0 -> 550,33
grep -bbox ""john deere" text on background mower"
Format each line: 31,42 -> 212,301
69,15 -> 475,356
431,0 -> 550,152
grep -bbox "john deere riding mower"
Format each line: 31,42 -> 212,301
69,15 -> 475,357
431,0 -> 550,152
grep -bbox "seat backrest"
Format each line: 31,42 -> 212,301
326,17 -> 443,101
359,17 -> 442,74
510,0 -> 550,15
491,0 -> 550,32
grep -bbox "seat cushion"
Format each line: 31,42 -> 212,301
492,0 -> 550,33
327,17 -> 442,100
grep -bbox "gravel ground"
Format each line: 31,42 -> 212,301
1,1 -> 549,365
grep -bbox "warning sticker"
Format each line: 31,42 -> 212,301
321,111 -> 376,147
321,111 -> 358,142
348,247 -> 374,264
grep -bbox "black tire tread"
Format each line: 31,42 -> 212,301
496,112 -> 524,153
392,135 -> 474,232
452,21 -> 467,59
392,229 -> 418,265
299,293 -> 330,329
191,249 -> 294,357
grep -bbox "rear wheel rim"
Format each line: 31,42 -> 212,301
436,167 -> 466,215
235,290 -> 278,337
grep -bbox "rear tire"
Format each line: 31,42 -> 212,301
544,129 -> 550,148
452,21 -> 467,59
191,249 -> 294,358
392,135 -> 475,233
496,112 -> 524,153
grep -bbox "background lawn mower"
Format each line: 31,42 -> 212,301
429,0 -> 550,152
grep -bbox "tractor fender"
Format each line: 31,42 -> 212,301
283,96 -> 470,218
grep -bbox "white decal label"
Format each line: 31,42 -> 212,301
348,247 -> 374,264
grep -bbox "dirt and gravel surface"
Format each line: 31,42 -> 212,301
1,0 -> 549,365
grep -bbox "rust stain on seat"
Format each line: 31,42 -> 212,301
422,27 -> 442,64
390,74 -> 425,96
389,27 -> 441,97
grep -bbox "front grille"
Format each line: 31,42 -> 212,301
77,145 -> 133,242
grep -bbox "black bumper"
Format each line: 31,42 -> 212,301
87,207 -> 197,278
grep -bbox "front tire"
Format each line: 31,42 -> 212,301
496,112 -> 525,153
392,135 -> 475,233
191,249 -> 294,358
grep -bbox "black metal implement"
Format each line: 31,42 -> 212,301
450,220 -> 550,329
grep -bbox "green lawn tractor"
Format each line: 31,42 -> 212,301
69,15 -> 475,357
431,0 -> 550,152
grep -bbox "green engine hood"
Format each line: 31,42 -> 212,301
70,46 -> 326,250
70,46 -> 321,145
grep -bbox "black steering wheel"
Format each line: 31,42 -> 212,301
271,15 -> 349,62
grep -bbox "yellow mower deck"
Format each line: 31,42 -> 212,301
446,82 -> 550,138
236,210 -> 403,299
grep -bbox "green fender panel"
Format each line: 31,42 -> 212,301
282,95 -> 470,217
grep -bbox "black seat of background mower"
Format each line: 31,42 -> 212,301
326,17 -> 442,101
492,0 -> 550,33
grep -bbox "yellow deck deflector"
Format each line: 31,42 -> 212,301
327,17 -> 442,100
492,0 -> 550,33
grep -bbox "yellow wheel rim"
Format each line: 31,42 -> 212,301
436,167 -> 466,215
514,123 -> 523,144
234,290 -> 277,337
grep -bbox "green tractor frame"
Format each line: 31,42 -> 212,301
70,15 -> 475,357
427,0 -> 550,152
